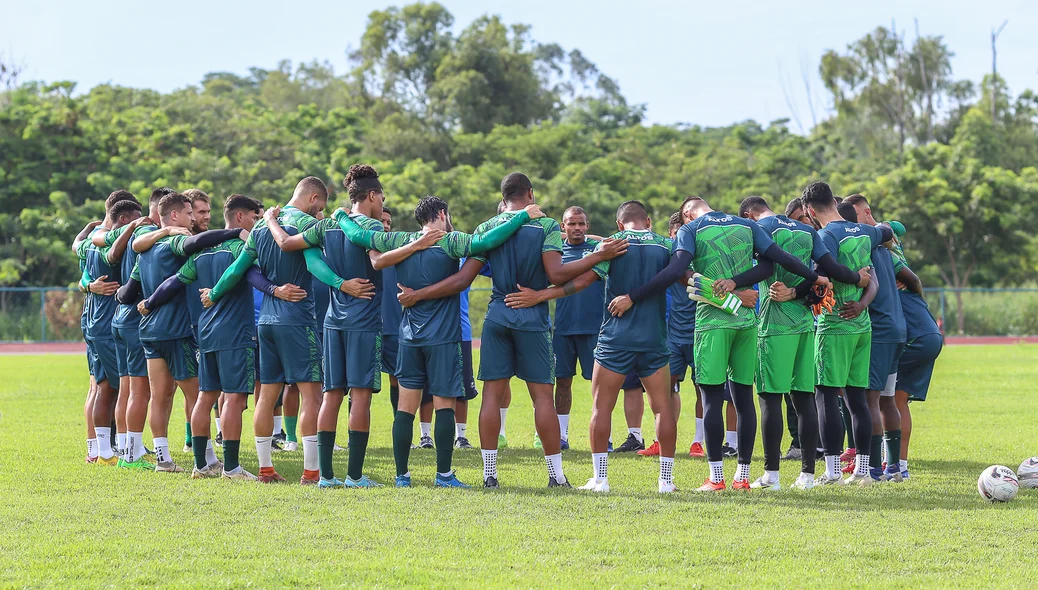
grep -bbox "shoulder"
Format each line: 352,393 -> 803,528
535,217 -> 561,231
351,213 -> 383,231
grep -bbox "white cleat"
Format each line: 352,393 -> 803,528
658,479 -> 677,494
814,473 -> 846,486
790,474 -> 815,490
749,475 -> 781,491
222,467 -> 259,481
578,478 -> 610,493
190,465 -> 220,479
845,473 -> 874,487
283,441 -> 299,452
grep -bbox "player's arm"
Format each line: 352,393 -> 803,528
105,218 -> 148,265
542,239 -> 627,286
838,267 -> 879,319
504,269 -> 602,309
627,249 -> 695,304
179,229 -> 244,257
369,230 -> 446,271
397,257 -> 484,308
209,249 -> 258,303
72,220 -> 102,254
91,224 -> 117,248
78,268 -> 92,293
896,265 -> 923,295
139,274 -> 187,315
115,262 -> 143,304
265,207 -> 311,252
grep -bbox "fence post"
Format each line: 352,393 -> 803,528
939,288 -> 946,332
40,288 -> 47,342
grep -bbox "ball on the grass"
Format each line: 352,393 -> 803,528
1017,457 -> 1038,489
978,465 -> 1019,502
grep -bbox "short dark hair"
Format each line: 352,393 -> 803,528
837,201 -> 859,223
563,206 -> 587,220
382,206 -> 393,217
110,199 -> 142,222
802,182 -> 836,212
844,194 -> 869,208
295,176 -> 329,200
183,188 -> 210,205
105,190 -> 137,211
224,194 -> 262,216
343,165 -> 382,203
680,195 -> 705,212
414,196 -> 449,226
669,211 -> 683,231
501,172 -> 533,202
150,187 -> 175,208
616,200 -> 648,224
739,196 -> 770,218
784,197 -> 804,217
158,192 -> 191,218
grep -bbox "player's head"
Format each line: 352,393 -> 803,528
183,189 -> 211,233
149,187 -> 175,218
784,197 -> 809,223
414,196 -> 451,232
501,172 -> 534,206
158,192 -> 194,229
615,200 -> 650,230
380,206 -> 393,232
837,201 -> 859,223
738,196 -> 771,221
562,206 -> 588,243
843,194 -> 875,226
343,164 -> 384,219
292,176 -> 329,217
497,200 -> 507,214
224,194 -> 263,231
668,211 -> 683,238
105,190 -> 137,213
680,196 -> 709,222
110,199 -> 143,228
801,181 -> 836,224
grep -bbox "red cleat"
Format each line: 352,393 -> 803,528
695,479 -> 726,492
841,462 -> 856,474
732,479 -> 751,490
637,440 -> 661,456
688,442 -> 706,458
258,469 -> 285,484
85,455 -> 98,464
840,448 -> 856,463
300,469 -> 320,486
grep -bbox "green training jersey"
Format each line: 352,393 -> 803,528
132,233 -> 192,341
756,215 -> 830,337
815,221 -> 886,335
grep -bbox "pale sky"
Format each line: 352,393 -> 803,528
2,0 -> 1035,128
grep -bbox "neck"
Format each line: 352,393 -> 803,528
566,235 -> 585,245
692,206 -> 713,220
503,199 -> 527,212
285,199 -> 309,215
813,209 -> 844,228
351,202 -> 374,218
758,210 -> 775,219
622,222 -> 649,231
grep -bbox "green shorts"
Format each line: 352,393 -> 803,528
756,332 -> 815,394
694,327 -> 756,386
815,331 -> 872,389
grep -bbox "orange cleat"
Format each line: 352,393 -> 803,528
732,479 -> 751,490
841,462 -> 856,474
688,442 -> 706,458
637,440 -> 661,457
694,479 -> 726,492
300,469 -> 320,486
257,470 -> 285,484
840,448 -> 856,463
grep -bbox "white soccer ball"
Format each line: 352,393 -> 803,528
977,465 -> 1019,502
1017,457 -> 1038,489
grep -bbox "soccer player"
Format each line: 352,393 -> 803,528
72,219 -> 104,463
181,188 -> 212,452
379,206 -> 405,413
740,196 -> 870,490
661,211 -> 699,456
802,183 -> 893,486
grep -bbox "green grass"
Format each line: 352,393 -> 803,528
2,346 -> 1037,588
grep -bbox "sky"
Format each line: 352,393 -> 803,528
2,0 -> 1035,128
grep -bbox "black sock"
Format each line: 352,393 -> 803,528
317,430 -> 336,480
434,408 -> 455,474
815,386 -> 843,455
840,395 -> 854,449
790,391 -> 817,474
784,394 -> 800,448
347,430 -> 369,481
730,382 -> 756,465
223,439 -> 240,473
869,434 -> 883,470
192,435 -> 208,470
759,393 -> 783,471
701,383 -> 727,462
392,411 -> 415,476
843,386 -> 872,460
884,429 -> 902,471
390,385 -> 400,413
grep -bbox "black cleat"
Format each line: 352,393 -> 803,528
271,437 -> 285,452
614,433 -> 645,453
721,443 -> 738,458
780,445 -> 802,461
215,432 -> 223,448
548,477 -> 572,488
454,436 -> 474,449
272,431 -> 287,444
418,435 -> 434,449
483,476 -> 499,489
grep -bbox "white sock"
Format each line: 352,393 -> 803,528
420,422 -> 432,438
855,453 -> 870,476
456,423 -> 467,439
725,430 -> 738,448
87,438 -> 98,459
558,414 -> 570,441
709,460 -> 724,483
545,453 -> 566,483
302,434 -> 319,471
765,470 -> 780,484
96,427 -> 113,459
215,418 -> 221,434
499,408 -> 508,436
659,456 -> 674,484
256,436 -> 273,468
273,415 -> 283,435
154,437 -> 170,464
127,431 -> 144,463
825,455 -> 839,478
116,433 -> 127,454
629,427 -> 643,443
899,459 -> 909,472
693,418 -> 705,444
608,435 -> 613,445
797,472 -> 814,483
482,449 -> 498,481
734,463 -> 750,482
205,440 -> 218,466
592,452 -> 608,480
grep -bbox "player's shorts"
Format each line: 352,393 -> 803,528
868,341 -> 906,392
815,331 -> 872,389
113,325 -> 148,378
896,333 -> 943,401
199,347 -> 257,394
478,320 -> 554,384
880,373 -> 897,397
399,342 -> 464,398
621,371 -> 642,391
381,334 -> 399,377
595,345 -> 668,379
257,324 -> 321,385
694,327 -> 756,386
323,328 -> 382,393
756,332 -> 815,394
668,340 -> 695,381
142,336 -> 199,382
86,337 -> 120,387
553,333 -> 597,380
461,340 -> 478,400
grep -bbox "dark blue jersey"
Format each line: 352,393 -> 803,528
109,224 -> 158,329
132,234 -> 192,341
381,264 -> 403,338
302,214 -> 384,332
869,246 -> 907,343
244,206 -> 320,327
78,231 -> 118,340
554,239 -> 605,336
176,238 -> 257,353
592,229 -> 672,352
666,240 -> 696,344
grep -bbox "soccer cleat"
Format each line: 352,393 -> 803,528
96,455 -> 118,466
283,441 -> 298,452
578,478 -> 609,493
721,443 -> 738,458
454,436 -> 474,449
118,458 -> 155,471
560,438 -> 570,451
418,436 -> 434,450
791,474 -> 815,490
215,432 -> 223,447
814,473 -> 846,486
607,440 -> 613,453
191,465 -> 220,479
749,475 -> 781,491
299,473 -> 320,486
840,448 -> 857,464
548,477 -> 572,488
688,442 -> 706,458
344,475 -> 384,488
395,474 -> 412,488
845,472 -> 873,487
271,437 -> 285,453
780,445 -> 803,461
694,479 -> 726,492
207,460 -> 224,472
155,460 -> 184,473
614,434 -> 645,453
85,455 -> 98,464
318,477 -> 344,489
900,469 -> 911,480
732,479 -> 751,491
882,470 -> 904,483
498,434 -> 508,449
869,468 -> 886,482
182,444 -> 192,453
533,434 -> 543,449
222,468 -> 258,481
258,471 -> 286,484
273,431 -> 287,444
483,476 -> 500,489
637,440 -> 661,457
658,479 -> 678,494
435,472 -> 472,488
333,443 -> 346,452
841,461 -> 856,474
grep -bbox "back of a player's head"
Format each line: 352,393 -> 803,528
668,211 -> 683,232
110,199 -> 142,224
801,182 -> 836,212
343,165 -> 382,203
844,194 -> 868,208
501,173 -> 533,203
680,195 -> 708,219
414,196 -> 449,226
183,188 -> 210,206
738,196 -> 770,219
616,200 -> 648,225
224,194 -> 262,218
784,197 -> 804,217
158,192 -> 191,218
149,187 -> 175,209
837,201 -> 859,223
105,190 -> 137,212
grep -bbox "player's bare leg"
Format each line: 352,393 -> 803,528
189,388 -> 222,476
583,363 -> 625,492
220,390 -> 253,479
91,377 -> 118,461
297,381 -> 323,484
343,388 -> 376,486
123,374 -> 151,465
316,389 -> 345,484
254,382 -> 284,482
641,365 -> 678,491
84,376 -> 98,462
146,358 -> 177,469
478,379 -> 505,486
114,375 -> 129,459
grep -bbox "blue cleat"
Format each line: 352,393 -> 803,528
607,441 -> 614,453
560,438 -> 570,451
344,475 -> 385,488
435,471 -> 472,488
901,469 -> 910,480
318,477 -> 344,489
395,474 -> 412,488
869,468 -> 885,482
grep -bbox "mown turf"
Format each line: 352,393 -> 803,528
1,346 -> 1036,588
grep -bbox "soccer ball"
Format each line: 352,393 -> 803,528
1018,457 -> 1038,489
977,465 -> 1019,502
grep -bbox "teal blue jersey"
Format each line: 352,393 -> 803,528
381,264 -> 402,337
108,224 -> 158,329
473,212 -> 564,332
816,221 -> 886,335
666,240 -> 697,344
78,230 -> 118,340
756,215 -> 831,337
302,213 -> 384,332
132,234 -> 192,342
245,206 -> 321,327
176,238 -> 256,353
591,229 -> 672,352
554,239 -> 605,336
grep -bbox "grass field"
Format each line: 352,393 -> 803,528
2,346 -> 1037,588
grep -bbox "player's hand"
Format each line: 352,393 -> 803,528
856,268 -> 872,289
896,280 -> 906,291
397,284 -> 419,308
238,228 -> 250,242
768,282 -> 796,302
838,300 -> 866,319
200,288 -> 215,309
735,289 -> 758,308
607,294 -> 634,317
597,238 -> 628,260
813,275 -> 832,290
88,275 -> 120,296
340,278 -> 375,300
264,206 -> 280,223
413,229 -> 446,250
86,220 -> 103,229
504,285 -> 543,309
523,204 -> 545,220
128,216 -> 148,230
712,278 -> 736,297
167,227 -> 191,237
273,283 -> 307,302
137,300 -> 150,316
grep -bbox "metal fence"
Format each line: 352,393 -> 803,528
2,285 -> 1038,343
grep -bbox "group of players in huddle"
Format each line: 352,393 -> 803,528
74,165 -> 943,492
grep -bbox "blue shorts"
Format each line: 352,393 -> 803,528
896,334 -> 943,401
399,342 -> 464,398
382,334 -> 399,377
553,333 -> 597,380
621,371 -> 643,391
668,340 -> 695,380
868,340 -> 906,391
595,344 -> 669,379
86,337 -> 120,387
142,336 -> 199,382
258,324 -> 321,385
323,329 -> 382,393
478,320 -> 554,384
199,347 -> 257,394
113,325 -> 148,378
